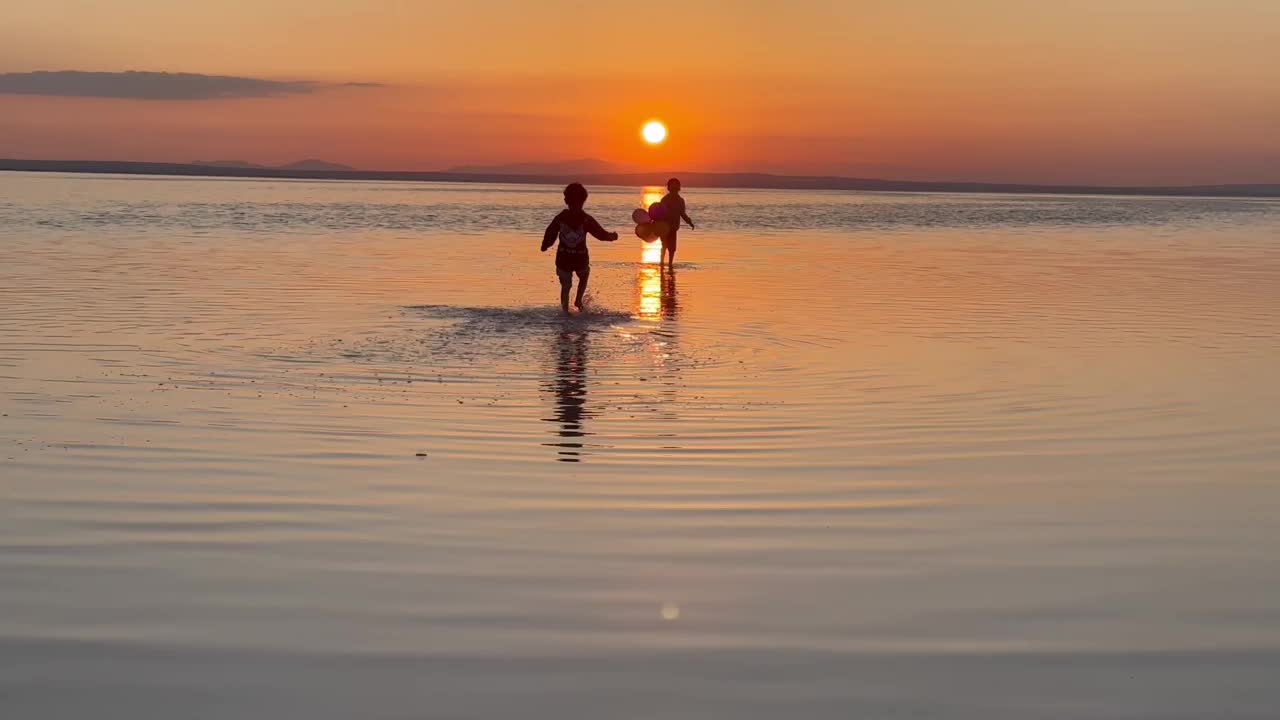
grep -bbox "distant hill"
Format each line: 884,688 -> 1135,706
5,158 -> 1278,198
447,158 -> 633,175
279,159 -> 356,172
192,158 -> 355,172
192,160 -> 267,169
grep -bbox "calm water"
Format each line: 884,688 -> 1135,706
2,172 -> 1279,718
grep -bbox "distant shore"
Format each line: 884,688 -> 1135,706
3,158 -> 1278,198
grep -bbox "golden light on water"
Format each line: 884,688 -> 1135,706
641,187 -> 663,211
640,186 -> 667,265
642,120 -> 667,145
637,187 -> 666,319
638,265 -> 662,319
641,242 -> 663,265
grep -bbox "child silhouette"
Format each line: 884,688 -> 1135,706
542,183 -> 618,313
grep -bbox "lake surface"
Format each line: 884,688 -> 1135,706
2,172 -> 1279,718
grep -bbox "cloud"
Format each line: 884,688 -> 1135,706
0,71 -> 382,100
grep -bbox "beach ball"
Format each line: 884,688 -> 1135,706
648,202 -> 667,221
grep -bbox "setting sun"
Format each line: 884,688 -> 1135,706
642,121 -> 667,145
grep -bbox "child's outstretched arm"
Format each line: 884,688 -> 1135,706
585,214 -> 619,242
681,211 -> 695,230
541,213 -> 562,251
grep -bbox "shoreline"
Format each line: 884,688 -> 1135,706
3,158 -> 1278,199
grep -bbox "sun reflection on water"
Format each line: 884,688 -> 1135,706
638,265 -> 662,319
641,241 -> 663,265
641,187 -> 664,213
637,187 -> 667,319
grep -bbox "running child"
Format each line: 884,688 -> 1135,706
541,183 -> 619,313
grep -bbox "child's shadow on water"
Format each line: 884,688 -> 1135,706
662,269 -> 680,320
542,329 -> 593,463
407,273 -> 682,463
539,269 -> 682,462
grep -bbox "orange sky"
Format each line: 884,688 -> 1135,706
2,0 -> 1278,184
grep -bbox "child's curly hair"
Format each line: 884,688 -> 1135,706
564,183 -> 589,208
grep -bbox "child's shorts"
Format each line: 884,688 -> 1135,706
556,252 -> 589,283
557,265 -> 589,284
662,229 -> 678,253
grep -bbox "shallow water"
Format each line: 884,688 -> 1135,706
2,172 -> 1279,718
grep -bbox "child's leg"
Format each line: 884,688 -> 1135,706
557,268 -> 572,312
573,267 -> 590,310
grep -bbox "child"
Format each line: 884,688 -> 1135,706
659,178 -> 695,267
542,183 -> 618,313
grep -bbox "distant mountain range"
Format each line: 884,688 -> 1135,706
446,158 -> 636,175
3,158 -> 1278,198
192,158 -> 356,172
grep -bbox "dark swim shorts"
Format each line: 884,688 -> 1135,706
555,251 -> 590,274
662,229 -> 678,253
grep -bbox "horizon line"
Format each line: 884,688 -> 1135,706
2,158 -> 1278,199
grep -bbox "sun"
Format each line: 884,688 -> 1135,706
642,120 -> 667,145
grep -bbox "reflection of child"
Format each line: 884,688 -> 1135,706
542,183 -> 618,313
659,178 -> 695,267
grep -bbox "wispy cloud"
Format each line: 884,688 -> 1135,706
0,71 -> 383,100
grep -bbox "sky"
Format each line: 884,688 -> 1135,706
2,0 -> 1278,184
